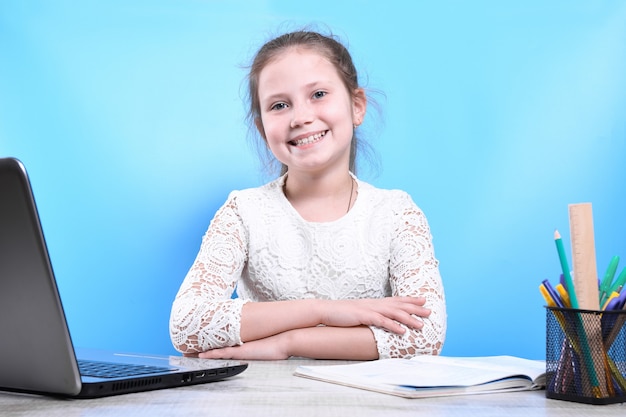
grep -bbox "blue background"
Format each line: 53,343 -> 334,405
1,1 -> 625,360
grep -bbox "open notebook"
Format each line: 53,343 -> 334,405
295,355 -> 546,399
0,157 -> 248,398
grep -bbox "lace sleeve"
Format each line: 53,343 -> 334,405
169,193 -> 249,354
370,194 -> 447,359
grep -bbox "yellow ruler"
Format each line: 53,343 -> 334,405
568,202 -> 600,310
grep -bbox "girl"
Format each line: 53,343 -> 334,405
169,30 -> 446,360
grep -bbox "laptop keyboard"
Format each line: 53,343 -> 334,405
78,359 -> 174,379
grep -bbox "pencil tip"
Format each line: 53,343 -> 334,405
554,229 -> 561,239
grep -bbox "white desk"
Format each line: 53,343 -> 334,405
1,359 -> 625,416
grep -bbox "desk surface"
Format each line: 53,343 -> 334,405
1,359 -> 625,416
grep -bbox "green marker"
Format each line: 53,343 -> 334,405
599,255 -> 620,306
609,266 -> 626,296
554,230 -> 579,309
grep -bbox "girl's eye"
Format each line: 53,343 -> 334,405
313,91 -> 327,99
270,102 -> 288,111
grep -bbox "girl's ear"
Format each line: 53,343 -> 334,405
255,117 -> 267,141
352,88 -> 367,127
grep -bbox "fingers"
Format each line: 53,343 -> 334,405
382,297 -> 430,320
373,297 -> 431,334
371,314 -> 407,335
374,312 -> 421,335
395,295 -> 427,305
199,347 -> 236,359
197,337 -> 290,360
319,296 -> 431,334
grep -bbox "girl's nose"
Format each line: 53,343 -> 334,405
290,103 -> 314,128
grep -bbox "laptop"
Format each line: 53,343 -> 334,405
0,157 -> 248,398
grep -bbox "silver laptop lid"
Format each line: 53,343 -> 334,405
0,158 -> 248,398
0,157 -> 82,395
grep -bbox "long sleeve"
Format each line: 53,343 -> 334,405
169,177 -> 447,358
169,193 -> 249,354
369,194 -> 447,358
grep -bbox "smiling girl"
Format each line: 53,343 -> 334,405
169,30 -> 447,360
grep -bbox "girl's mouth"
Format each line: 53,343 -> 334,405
289,131 -> 327,147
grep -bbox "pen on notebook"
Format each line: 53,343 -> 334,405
554,230 -> 579,309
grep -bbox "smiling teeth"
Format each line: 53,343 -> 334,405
292,131 -> 326,146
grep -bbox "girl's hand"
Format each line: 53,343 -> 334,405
318,296 -> 430,335
197,335 -> 290,360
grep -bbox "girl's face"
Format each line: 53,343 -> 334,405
256,48 -> 366,176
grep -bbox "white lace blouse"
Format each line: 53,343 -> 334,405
169,174 -> 447,359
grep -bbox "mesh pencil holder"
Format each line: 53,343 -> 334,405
546,306 -> 626,405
